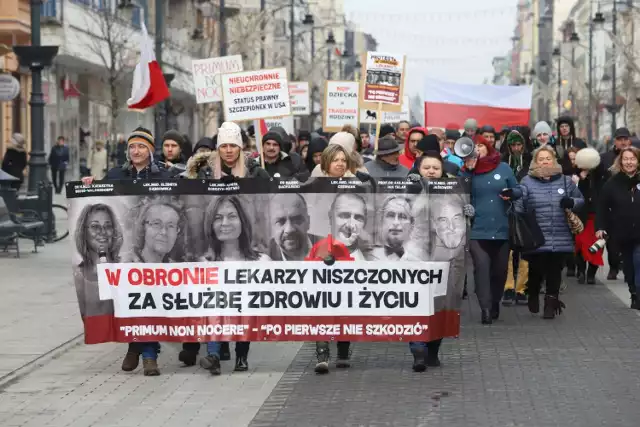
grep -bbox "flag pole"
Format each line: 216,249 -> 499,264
374,102 -> 383,153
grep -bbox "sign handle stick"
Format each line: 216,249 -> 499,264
374,102 -> 383,153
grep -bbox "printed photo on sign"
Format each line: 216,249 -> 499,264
221,68 -> 291,122
323,81 -> 359,132
67,178 -> 468,344
191,55 -> 243,104
361,52 -> 406,109
288,82 -> 310,116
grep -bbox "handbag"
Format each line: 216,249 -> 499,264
508,203 -> 545,252
563,176 -> 584,235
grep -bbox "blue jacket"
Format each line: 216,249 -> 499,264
463,162 -> 522,240
514,172 -> 584,253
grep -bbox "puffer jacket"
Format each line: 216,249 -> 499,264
515,166 -> 584,253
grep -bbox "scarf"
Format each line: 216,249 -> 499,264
472,151 -> 501,175
528,163 -> 563,179
508,154 -> 523,175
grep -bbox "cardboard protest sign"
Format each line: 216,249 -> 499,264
383,95 -> 411,123
191,55 -> 243,104
323,81 -> 359,132
221,68 -> 291,122
289,82 -> 310,115
264,115 -> 294,134
359,52 -> 406,112
66,177 -> 469,344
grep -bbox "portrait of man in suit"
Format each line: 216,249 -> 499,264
369,195 -> 414,261
268,193 -> 320,261
329,192 -> 371,261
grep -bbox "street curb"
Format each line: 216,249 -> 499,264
0,333 -> 84,391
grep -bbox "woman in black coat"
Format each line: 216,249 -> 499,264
1,133 -> 27,190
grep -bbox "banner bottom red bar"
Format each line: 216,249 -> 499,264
83,312 -> 460,344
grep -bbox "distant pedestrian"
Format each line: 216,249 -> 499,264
48,136 -> 70,194
1,133 -> 27,190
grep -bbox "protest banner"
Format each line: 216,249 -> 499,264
67,177 -> 469,344
191,55 -> 243,104
323,81 -> 359,132
221,68 -> 291,121
359,52 -> 406,112
360,95 -> 410,124
289,82 -> 310,115
264,115 -> 295,134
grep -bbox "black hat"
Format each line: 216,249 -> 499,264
379,124 -> 396,138
162,129 -> 185,146
194,137 -> 215,152
298,130 -> 311,142
445,129 -> 461,141
262,131 -> 284,148
480,125 -> 496,135
376,135 -> 402,155
614,127 -> 631,139
417,134 -> 440,153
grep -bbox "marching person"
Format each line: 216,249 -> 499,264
364,136 -> 410,178
312,139 -> 356,178
48,135 -> 70,194
87,140 -> 108,181
556,116 -> 587,174
596,147 -> 640,309
515,145 -> 584,319
1,133 -> 27,190
304,135 -> 328,173
398,126 -> 426,169
261,128 -> 309,180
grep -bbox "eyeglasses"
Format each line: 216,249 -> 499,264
87,223 -> 114,236
145,220 -> 179,233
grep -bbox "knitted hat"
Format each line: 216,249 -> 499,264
329,131 -> 356,153
507,130 -> 525,145
217,121 -> 243,148
417,134 -> 440,153
298,130 -> 311,142
464,118 -> 478,131
445,129 -> 461,141
262,131 -> 284,148
533,121 -> 552,137
162,129 -> 185,147
128,126 -> 155,152
379,124 -> 396,138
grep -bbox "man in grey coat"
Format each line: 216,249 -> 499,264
364,135 -> 410,178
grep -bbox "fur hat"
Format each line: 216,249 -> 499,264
10,133 -> 25,151
217,121 -> 243,148
329,131 -> 356,153
575,147 -> 601,170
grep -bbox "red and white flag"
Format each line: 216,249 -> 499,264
127,21 -> 170,110
253,119 -> 269,154
423,79 -> 532,129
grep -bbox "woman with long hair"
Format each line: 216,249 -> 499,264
596,147 -> 640,309
199,195 -> 270,375
73,203 -> 123,318
515,146 -> 584,319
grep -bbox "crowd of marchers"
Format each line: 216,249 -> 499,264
7,114 -> 636,377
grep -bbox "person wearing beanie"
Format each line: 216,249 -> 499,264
463,118 -> 478,138
480,125 -> 497,147
556,116 -> 587,173
414,134 -> 460,176
461,134 -> 522,325
159,130 -> 187,176
398,126 -> 426,169
298,130 -> 311,146
379,124 -> 396,140
305,135 -> 328,173
502,129 -> 532,181
1,133 -> 27,190
193,137 -> 216,154
260,129 -> 309,181
310,131 -> 368,177
364,136 -> 409,178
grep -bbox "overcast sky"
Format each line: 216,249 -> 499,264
344,0 -> 518,99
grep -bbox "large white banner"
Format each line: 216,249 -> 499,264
221,68 -> 291,121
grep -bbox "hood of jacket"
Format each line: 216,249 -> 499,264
305,136 -> 328,172
400,127 -> 426,166
557,116 -> 576,139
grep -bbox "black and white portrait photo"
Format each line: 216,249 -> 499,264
369,195 -> 415,261
327,192 -> 373,260
267,193 -> 321,261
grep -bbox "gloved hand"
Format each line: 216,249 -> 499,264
560,196 -> 574,209
221,174 -> 236,184
408,173 -> 422,182
463,204 -> 475,217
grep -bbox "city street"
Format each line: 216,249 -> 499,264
1,219 -> 639,427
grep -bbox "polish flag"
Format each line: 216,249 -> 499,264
423,79 -> 532,130
335,47 -> 342,56
127,21 -> 170,110
253,119 -> 269,154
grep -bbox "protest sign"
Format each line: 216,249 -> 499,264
264,115 -> 294,134
323,81 -> 359,132
289,82 -> 310,115
221,68 -> 291,121
359,52 -> 406,112
67,177 -> 469,344
359,95 -> 410,124
191,55 -> 243,104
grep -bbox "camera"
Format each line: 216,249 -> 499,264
589,239 -> 607,254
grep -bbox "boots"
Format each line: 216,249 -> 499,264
481,309 -> 492,325
587,265 -> 598,285
220,342 -> 231,361
199,355 -> 221,375
577,271 -> 586,284
178,350 -> 198,366
491,302 -> 500,320
502,289 -> 515,306
411,347 -> 427,372
142,358 -> 160,376
631,294 -> 639,310
528,292 -> 540,314
121,351 -> 140,372
315,343 -> 330,374
426,340 -> 442,367
234,355 -> 249,372
543,295 -> 566,319
336,342 -> 351,368
607,268 -> 619,280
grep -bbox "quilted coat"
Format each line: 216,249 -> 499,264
514,167 -> 584,253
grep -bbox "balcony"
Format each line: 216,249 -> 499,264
0,0 -> 31,43
41,0 -> 63,25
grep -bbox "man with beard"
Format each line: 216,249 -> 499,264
329,193 -> 371,260
369,196 -> 413,260
261,129 -> 309,181
430,198 -> 466,260
268,194 -> 321,260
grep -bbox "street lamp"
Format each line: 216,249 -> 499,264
326,31 -> 336,80
553,46 -> 562,115
340,49 -> 350,80
592,11 -> 605,29
302,13 -> 314,28
570,31 -> 580,46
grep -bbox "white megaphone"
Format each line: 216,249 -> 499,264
453,137 -> 476,158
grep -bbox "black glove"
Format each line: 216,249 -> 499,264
560,196 -> 574,209
221,174 -> 236,184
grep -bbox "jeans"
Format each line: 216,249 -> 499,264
409,339 -> 442,356
469,240 -> 510,310
51,168 -> 66,194
621,243 -> 640,296
128,342 -> 160,360
527,252 -> 569,296
207,341 -> 250,357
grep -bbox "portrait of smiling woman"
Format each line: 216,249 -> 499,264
73,203 -> 123,318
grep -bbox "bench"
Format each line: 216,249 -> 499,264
0,196 -> 45,257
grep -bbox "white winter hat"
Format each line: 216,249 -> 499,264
329,131 -> 355,153
464,118 -> 478,131
575,147 -> 601,170
533,121 -> 553,137
217,121 -> 243,148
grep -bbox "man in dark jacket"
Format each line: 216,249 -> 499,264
261,128 -> 309,181
556,116 -> 587,174
111,134 -> 127,168
501,130 -> 532,181
364,136 -> 409,178
48,136 -> 70,194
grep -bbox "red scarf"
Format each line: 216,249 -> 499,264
463,135 -> 501,175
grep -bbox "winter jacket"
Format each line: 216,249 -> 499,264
515,170 -> 584,253
305,136 -> 328,173
180,151 -> 270,180
556,116 -> 587,174
111,141 -> 127,167
597,147 -> 620,182
399,127 -> 426,169
264,151 -> 309,181
365,158 -> 410,178
462,162 -> 522,240
48,145 -> 70,170
88,149 -> 108,180
595,172 -> 640,244
105,161 -> 170,180
575,171 -> 603,219
1,147 -> 27,181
